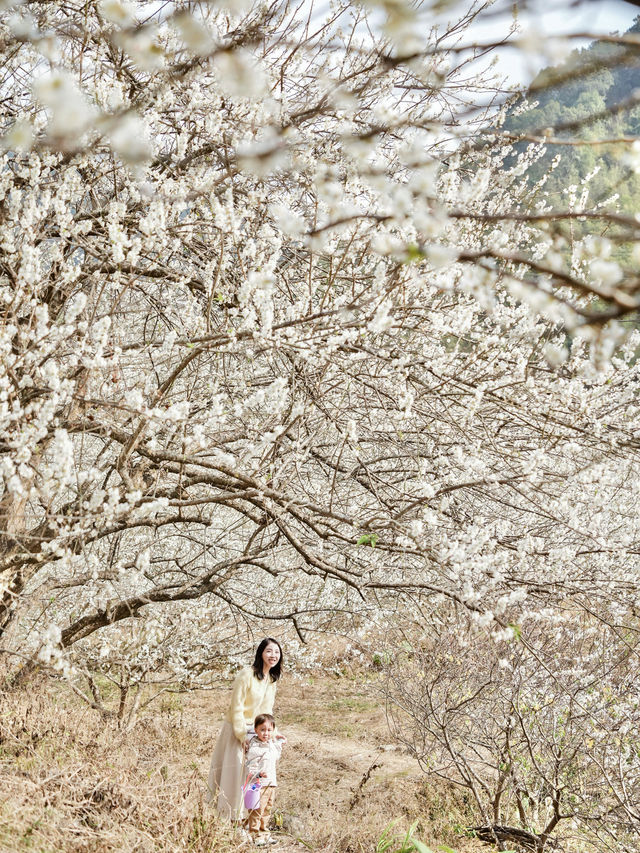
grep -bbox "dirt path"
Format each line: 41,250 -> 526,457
221,726 -> 421,851
190,676 -> 424,850
269,723 -> 421,851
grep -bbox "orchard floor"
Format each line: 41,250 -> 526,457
0,669 -> 479,853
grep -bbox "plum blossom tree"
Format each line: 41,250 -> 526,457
382,607 -> 640,852
0,0 -> 640,768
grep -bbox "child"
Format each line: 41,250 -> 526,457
244,713 -> 284,846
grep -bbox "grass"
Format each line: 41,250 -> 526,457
327,696 -> 379,713
0,669 -> 483,853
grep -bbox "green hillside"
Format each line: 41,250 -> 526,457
504,18 -> 640,224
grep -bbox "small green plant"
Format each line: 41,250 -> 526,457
160,693 -> 184,715
376,820 -> 434,853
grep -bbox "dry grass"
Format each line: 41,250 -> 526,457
0,682 -> 233,853
0,667 -> 483,853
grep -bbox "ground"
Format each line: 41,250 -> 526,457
0,667 -> 481,853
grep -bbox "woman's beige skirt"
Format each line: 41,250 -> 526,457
206,721 -> 245,820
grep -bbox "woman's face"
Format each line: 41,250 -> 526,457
262,642 -> 281,670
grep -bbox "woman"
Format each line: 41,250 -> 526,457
206,638 -> 283,820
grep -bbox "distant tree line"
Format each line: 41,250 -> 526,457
504,16 -> 640,259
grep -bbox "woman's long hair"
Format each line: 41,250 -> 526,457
252,638 -> 283,682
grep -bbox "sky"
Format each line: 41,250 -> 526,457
304,0 -> 640,91
469,0 -> 640,86
517,0 -> 638,34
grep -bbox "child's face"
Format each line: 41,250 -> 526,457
255,721 -> 274,742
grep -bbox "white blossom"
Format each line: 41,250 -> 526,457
33,71 -> 95,138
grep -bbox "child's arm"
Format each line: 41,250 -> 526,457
246,740 -> 267,778
245,739 -> 258,772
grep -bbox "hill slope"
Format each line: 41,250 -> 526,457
504,18 -> 640,218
